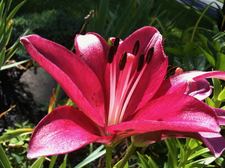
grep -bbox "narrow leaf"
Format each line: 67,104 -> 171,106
0,144 -> 12,168
30,157 -> 45,168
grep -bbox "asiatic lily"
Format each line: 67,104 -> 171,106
20,26 -> 225,159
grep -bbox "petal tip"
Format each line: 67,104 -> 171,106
27,151 -> 37,159
20,36 -> 29,45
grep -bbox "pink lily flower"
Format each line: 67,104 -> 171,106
20,26 -> 225,159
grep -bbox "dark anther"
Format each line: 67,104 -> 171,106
107,46 -> 116,63
119,52 -> 127,70
107,37 -> 120,63
114,37 -> 120,47
146,47 -> 154,63
137,54 -> 144,72
132,40 -> 140,55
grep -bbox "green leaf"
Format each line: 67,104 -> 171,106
49,156 -> 57,168
30,157 -> 45,168
165,139 -> 178,168
0,59 -> 29,71
218,88 -> 225,101
95,0 -> 109,34
187,148 -> 209,160
0,0 -> 5,18
5,40 -> 20,61
137,152 -> 158,168
199,47 -> 215,67
6,0 -> 26,22
216,53 -> 225,71
212,78 -> 222,100
205,97 -> 215,107
0,48 -> 6,68
137,152 -> 150,168
0,144 -> 12,168
0,128 -> 32,142
186,156 -> 216,167
74,145 -> 105,168
59,155 -> 67,168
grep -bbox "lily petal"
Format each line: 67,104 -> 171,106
116,26 -> 158,58
134,35 -> 168,111
135,92 -> 218,126
213,108 -> 225,125
20,35 -> 105,126
108,93 -> 219,135
156,71 -> 225,100
124,36 -> 168,119
75,33 -> 109,81
27,106 -> 101,159
198,132 -> 225,158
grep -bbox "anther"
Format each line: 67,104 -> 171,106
132,40 -> 140,55
119,52 -> 127,70
114,37 -> 120,47
107,37 -> 120,63
107,46 -> 116,63
137,54 -> 144,72
146,47 -> 154,63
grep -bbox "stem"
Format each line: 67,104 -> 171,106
105,145 -> 112,168
116,143 -> 136,168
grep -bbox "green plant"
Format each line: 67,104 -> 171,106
0,0 -> 28,71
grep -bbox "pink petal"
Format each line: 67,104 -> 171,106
28,106 -> 101,159
75,33 -> 109,81
133,35 -> 168,112
108,119 -> 218,139
198,132 -> 225,157
108,93 -> 220,135
20,35 -> 105,126
124,36 -> 168,119
156,71 -> 225,100
116,26 -> 158,58
213,108 -> 225,125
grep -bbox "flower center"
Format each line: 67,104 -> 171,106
107,40 -> 154,125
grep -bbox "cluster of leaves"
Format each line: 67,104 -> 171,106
0,0 -> 28,71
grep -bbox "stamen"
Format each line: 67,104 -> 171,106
137,54 -> 144,72
146,47 -> 154,63
132,40 -> 140,55
119,52 -> 127,70
107,37 -> 120,63
107,46 -> 116,63
108,63 -> 117,125
112,53 -> 135,124
114,37 -> 120,47
119,63 -> 148,122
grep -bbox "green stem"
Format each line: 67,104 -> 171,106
105,145 -> 112,168
116,143 -> 136,168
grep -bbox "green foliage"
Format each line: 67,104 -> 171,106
0,144 -> 12,168
137,152 -> 158,168
74,145 -> 105,168
30,157 -> 45,168
0,121 -> 33,168
0,0 -> 26,70
14,9 -> 81,48
137,138 -> 220,168
88,0 -> 157,38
